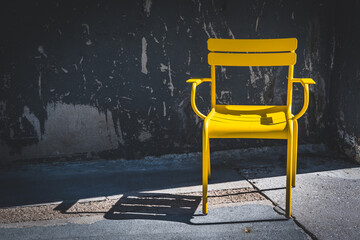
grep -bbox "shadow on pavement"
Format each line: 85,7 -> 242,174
104,192 -> 201,223
50,191 -> 288,225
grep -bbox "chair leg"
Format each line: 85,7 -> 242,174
286,121 -> 293,218
292,120 -> 298,187
202,125 -> 209,215
207,139 -> 211,179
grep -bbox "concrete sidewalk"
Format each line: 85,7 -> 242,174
0,144 -> 359,239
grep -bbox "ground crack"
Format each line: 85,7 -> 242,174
236,169 -> 318,240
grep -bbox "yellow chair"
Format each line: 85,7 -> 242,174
187,38 -> 315,218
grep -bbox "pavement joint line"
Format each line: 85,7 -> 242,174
291,215 -> 319,240
236,169 -> 318,240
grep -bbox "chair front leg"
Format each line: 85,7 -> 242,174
202,122 -> 209,215
286,120 -> 294,218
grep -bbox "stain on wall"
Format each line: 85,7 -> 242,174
0,0 -> 339,164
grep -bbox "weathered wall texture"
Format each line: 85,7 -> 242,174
1,0 -> 354,164
329,1 -> 360,162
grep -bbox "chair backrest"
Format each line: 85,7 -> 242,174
207,38 -> 298,111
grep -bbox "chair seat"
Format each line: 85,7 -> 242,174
207,105 -> 289,139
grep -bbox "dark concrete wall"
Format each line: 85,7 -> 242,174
0,0 -> 348,164
329,1 -> 360,162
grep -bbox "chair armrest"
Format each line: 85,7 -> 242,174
291,78 -> 316,121
186,78 -> 211,119
186,78 -> 212,84
292,78 -> 316,85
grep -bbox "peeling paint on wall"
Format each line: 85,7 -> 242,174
22,106 -> 41,142
166,62 -> 174,96
3,103 -> 118,161
37,46 -> 47,58
143,0 -> 152,17
141,37 -> 148,75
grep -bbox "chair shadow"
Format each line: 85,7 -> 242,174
104,192 -> 201,223
53,188 -> 288,225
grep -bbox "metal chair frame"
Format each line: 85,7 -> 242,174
187,38 -> 315,217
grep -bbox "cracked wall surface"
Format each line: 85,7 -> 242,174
1,0 -> 357,164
